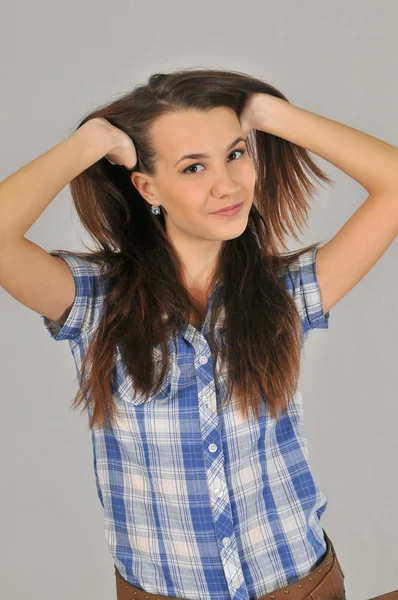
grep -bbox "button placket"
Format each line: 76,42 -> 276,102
196,355 -> 244,599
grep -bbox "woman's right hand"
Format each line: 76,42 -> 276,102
90,117 -> 138,169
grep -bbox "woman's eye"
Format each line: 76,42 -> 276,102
182,148 -> 246,175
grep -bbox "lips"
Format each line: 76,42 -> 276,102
211,202 -> 243,214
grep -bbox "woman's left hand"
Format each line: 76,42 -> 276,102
239,92 -> 277,136
239,93 -> 264,136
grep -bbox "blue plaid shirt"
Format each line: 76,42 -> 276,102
41,246 -> 330,600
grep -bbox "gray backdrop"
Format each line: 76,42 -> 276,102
0,1 -> 397,599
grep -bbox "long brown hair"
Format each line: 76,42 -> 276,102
65,67 -> 333,430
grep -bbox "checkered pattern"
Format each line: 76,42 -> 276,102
41,246 -> 330,600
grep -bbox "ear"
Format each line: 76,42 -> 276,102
130,171 -> 157,205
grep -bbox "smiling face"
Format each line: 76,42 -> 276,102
130,107 -> 256,252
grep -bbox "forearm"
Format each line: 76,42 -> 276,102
0,121 -> 114,245
254,95 -> 398,195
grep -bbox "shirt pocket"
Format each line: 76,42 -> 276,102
111,344 -> 172,406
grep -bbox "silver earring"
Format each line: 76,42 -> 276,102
151,205 -> 161,215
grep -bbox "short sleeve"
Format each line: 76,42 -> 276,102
279,246 -> 330,342
40,250 -> 108,342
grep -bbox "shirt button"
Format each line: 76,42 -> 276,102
199,356 -> 208,364
208,443 -> 217,453
231,577 -> 240,589
214,488 -> 223,498
222,537 -> 231,547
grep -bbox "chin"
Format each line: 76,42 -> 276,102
214,218 -> 249,241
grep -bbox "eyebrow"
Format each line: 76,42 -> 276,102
173,136 -> 247,168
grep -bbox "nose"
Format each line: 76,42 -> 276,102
211,166 -> 241,197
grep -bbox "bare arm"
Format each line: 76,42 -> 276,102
0,120 -> 115,325
0,120 -> 114,245
241,94 -> 398,316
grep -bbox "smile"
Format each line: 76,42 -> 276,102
210,202 -> 244,217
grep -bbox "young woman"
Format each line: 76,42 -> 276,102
1,68 -> 397,600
